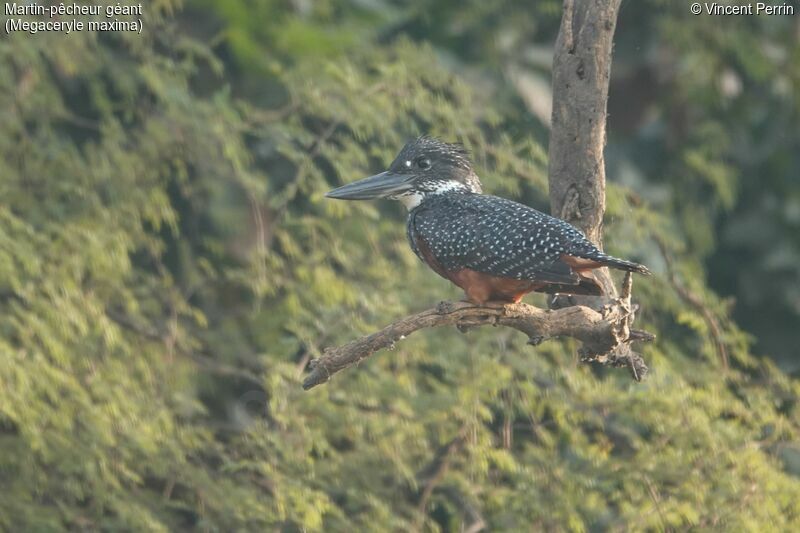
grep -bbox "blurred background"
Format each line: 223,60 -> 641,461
1,0 -> 799,530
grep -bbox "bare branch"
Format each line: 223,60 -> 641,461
302,297 -> 653,390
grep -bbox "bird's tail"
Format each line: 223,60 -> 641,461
597,254 -> 651,275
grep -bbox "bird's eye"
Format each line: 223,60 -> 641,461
417,158 -> 432,170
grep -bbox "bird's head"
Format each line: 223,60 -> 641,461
325,137 -> 482,209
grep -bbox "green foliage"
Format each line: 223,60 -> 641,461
0,1 -> 798,531
611,1 -> 800,369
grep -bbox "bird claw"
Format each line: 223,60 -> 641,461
436,301 -> 456,314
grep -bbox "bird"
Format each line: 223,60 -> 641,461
325,137 -> 649,305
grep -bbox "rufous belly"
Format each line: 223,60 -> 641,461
448,269 -> 541,304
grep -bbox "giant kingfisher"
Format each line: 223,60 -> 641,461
326,137 -> 649,305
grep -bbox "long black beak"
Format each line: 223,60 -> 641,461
325,171 -> 412,200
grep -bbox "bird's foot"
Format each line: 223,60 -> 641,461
436,301 -> 457,314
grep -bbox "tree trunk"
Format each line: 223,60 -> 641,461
548,0 -> 623,299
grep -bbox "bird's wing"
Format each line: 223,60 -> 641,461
409,194 -> 590,285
